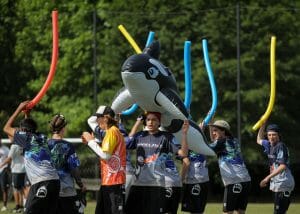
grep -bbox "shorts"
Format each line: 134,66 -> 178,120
163,186 -> 181,214
57,195 -> 80,214
125,173 -> 135,202
223,181 -> 251,212
125,186 -> 165,214
96,184 -> 125,214
24,173 -> 31,187
0,168 -> 10,190
25,179 -> 60,214
181,182 -> 209,213
274,191 -> 292,214
12,172 -> 26,190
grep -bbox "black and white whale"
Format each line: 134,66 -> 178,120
111,41 -> 215,156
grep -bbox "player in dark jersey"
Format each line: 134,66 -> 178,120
125,112 -> 188,214
48,114 -> 86,214
3,100 -> 60,214
257,122 -> 295,214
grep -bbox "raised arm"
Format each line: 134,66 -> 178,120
208,124 -> 214,142
3,101 -> 30,138
129,115 -> 144,137
178,120 -> 189,158
87,115 -> 98,132
257,121 -> 267,145
181,155 -> 190,183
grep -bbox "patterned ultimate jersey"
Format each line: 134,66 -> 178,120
184,151 -> 209,184
13,130 -> 59,185
262,140 -> 295,192
209,138 -> 251,186
164,142 -> 181,188
8,144 -> 25,173
48,139 -> 81,197
127,131 -> 178,187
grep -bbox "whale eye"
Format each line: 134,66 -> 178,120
149,59 -> 169,76
147,67 -> 159,78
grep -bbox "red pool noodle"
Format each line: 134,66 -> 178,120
27,10 -> 58,110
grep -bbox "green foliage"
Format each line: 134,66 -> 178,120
1,0 -> 299,163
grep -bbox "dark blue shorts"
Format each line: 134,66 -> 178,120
12,172 -> 26,190
274,191 -> 292,214
0,168 -> 10,190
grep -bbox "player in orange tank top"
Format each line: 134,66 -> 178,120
82,105 -> 126,214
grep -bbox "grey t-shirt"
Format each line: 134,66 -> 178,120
0,145 -> 9,173
9,144 -> 25,173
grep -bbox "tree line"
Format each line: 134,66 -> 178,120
1,0 -> 299,166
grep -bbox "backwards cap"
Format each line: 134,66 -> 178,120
94,105 -> 115,118
266,124 -> 280,133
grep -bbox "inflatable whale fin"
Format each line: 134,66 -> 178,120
143,40 -> 160,59
155,88 -> 189,120
111,87 -> 135,114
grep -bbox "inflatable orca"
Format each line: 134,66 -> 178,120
111,41 -> 215,156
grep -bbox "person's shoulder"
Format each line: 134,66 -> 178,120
14,130 -> 27,137
60,139 -> 72,144
275,141 -> 288,150
261,139 -> 270,147
10,144 -> 18,150
157,130 -> 173,137
35,132 -> 47,140
215,137 -> 226,144
49,138 -> 72,147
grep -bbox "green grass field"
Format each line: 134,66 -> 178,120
2,201 -> 298,213
82,202 -> 299,214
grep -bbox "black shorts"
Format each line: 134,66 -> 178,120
25,179 -> 60,214
12,172 -> 26,190
57,196 -> 80,214
24,173 -> 31,187
274,191 -> 292,214
181,182 -> 209,213
0,168 -> 10,190
163,186 -> 181,214
96,184 -> 125,214
125,186 -> 165,214
223,181 -> 251,212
